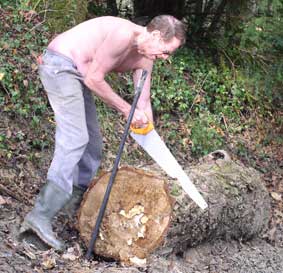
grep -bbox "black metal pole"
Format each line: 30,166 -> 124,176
85,70 -> 148,260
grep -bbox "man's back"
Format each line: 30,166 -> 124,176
48,16 -> 143,75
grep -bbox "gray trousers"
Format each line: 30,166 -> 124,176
39,49 -> 103,194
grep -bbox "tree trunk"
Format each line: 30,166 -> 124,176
133,0 -> 185,20
191,0 -> 215,39
206,0 -> 228,36
77,151 -> 271,265
106,0 -> 118,16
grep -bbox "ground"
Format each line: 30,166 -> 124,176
0,111 -> 283,273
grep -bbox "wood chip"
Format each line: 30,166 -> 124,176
129,256 -> 147,267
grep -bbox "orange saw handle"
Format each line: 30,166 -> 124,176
130,121 -> 154,135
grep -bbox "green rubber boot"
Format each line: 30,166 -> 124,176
20,181 -> 71,251
63,185 -> 86,217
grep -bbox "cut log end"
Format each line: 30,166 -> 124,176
77,166 -> 172,265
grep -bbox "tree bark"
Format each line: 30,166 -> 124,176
206,0 -> 228,36
161,150 -> 271,254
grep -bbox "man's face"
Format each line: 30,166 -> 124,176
138,32 -> 182,61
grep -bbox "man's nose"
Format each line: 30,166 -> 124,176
161,54 -> 169,60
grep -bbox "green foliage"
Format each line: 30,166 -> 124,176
28,0 -> 88,33
151,48 -> 256,119
190,113 -> 225,156
211,0 -> 283,111
0,0 -> 16,8
88,0 -> 109,17
151,57 -> 194,114
170,183 -> 182,196
0,7 -> 53,160
1,1 -> 281,161
0,8 -> 49,119
149,47 -> 276,157
241,1 -> 283,109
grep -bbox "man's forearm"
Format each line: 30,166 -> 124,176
136,96 -> 153,122
84,78 -> 130,117
142,103 -> 153,123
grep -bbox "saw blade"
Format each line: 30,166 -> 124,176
130,130 -> 208,210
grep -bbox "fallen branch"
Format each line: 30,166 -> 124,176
0,183 -> 31,205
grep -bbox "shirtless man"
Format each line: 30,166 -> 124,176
21,15 -> 186,251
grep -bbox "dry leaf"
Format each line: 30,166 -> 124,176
6,129 -> 12,139
3,43 -> 9,50
31,63 -> 38,70
23,248 -> 36,260
271,192 -> 281,201
62,253 -> 77,261
0,195 -> 7,205
42,257 -> 56,269
23,80 -> 28,87
0,73 -> 5,81
194,94 -> 203,104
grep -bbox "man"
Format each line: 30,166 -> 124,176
20,15 -> 185,251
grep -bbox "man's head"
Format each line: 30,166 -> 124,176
146,15 -> 186,45
137,15 -> 186,60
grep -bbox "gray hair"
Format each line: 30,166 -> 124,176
146,15 -> 186,45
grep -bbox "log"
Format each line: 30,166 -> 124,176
161,150 -> 271,253
77,151 -> 271,265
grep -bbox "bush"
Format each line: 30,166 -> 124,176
190,112 -> 225,157
150,48 -> 259,122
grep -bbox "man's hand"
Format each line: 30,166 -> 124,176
127,108 -> 149,128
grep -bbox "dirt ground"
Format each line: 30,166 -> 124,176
1,113 -> 283,273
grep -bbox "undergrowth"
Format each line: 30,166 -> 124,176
0,2 -> 282,162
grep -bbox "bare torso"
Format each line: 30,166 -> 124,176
45,16 -> 182,126
48,16 -> 149,76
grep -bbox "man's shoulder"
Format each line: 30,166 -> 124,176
87,16 -> 132,25
81,16 -> 137,35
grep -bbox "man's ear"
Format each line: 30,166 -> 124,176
150,30 -> 162,40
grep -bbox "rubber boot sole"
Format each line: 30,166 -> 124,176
20,220 -> 64,251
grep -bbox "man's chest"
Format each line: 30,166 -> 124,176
112,52 -> 145,73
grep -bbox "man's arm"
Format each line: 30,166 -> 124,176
133,64 -> 154,123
